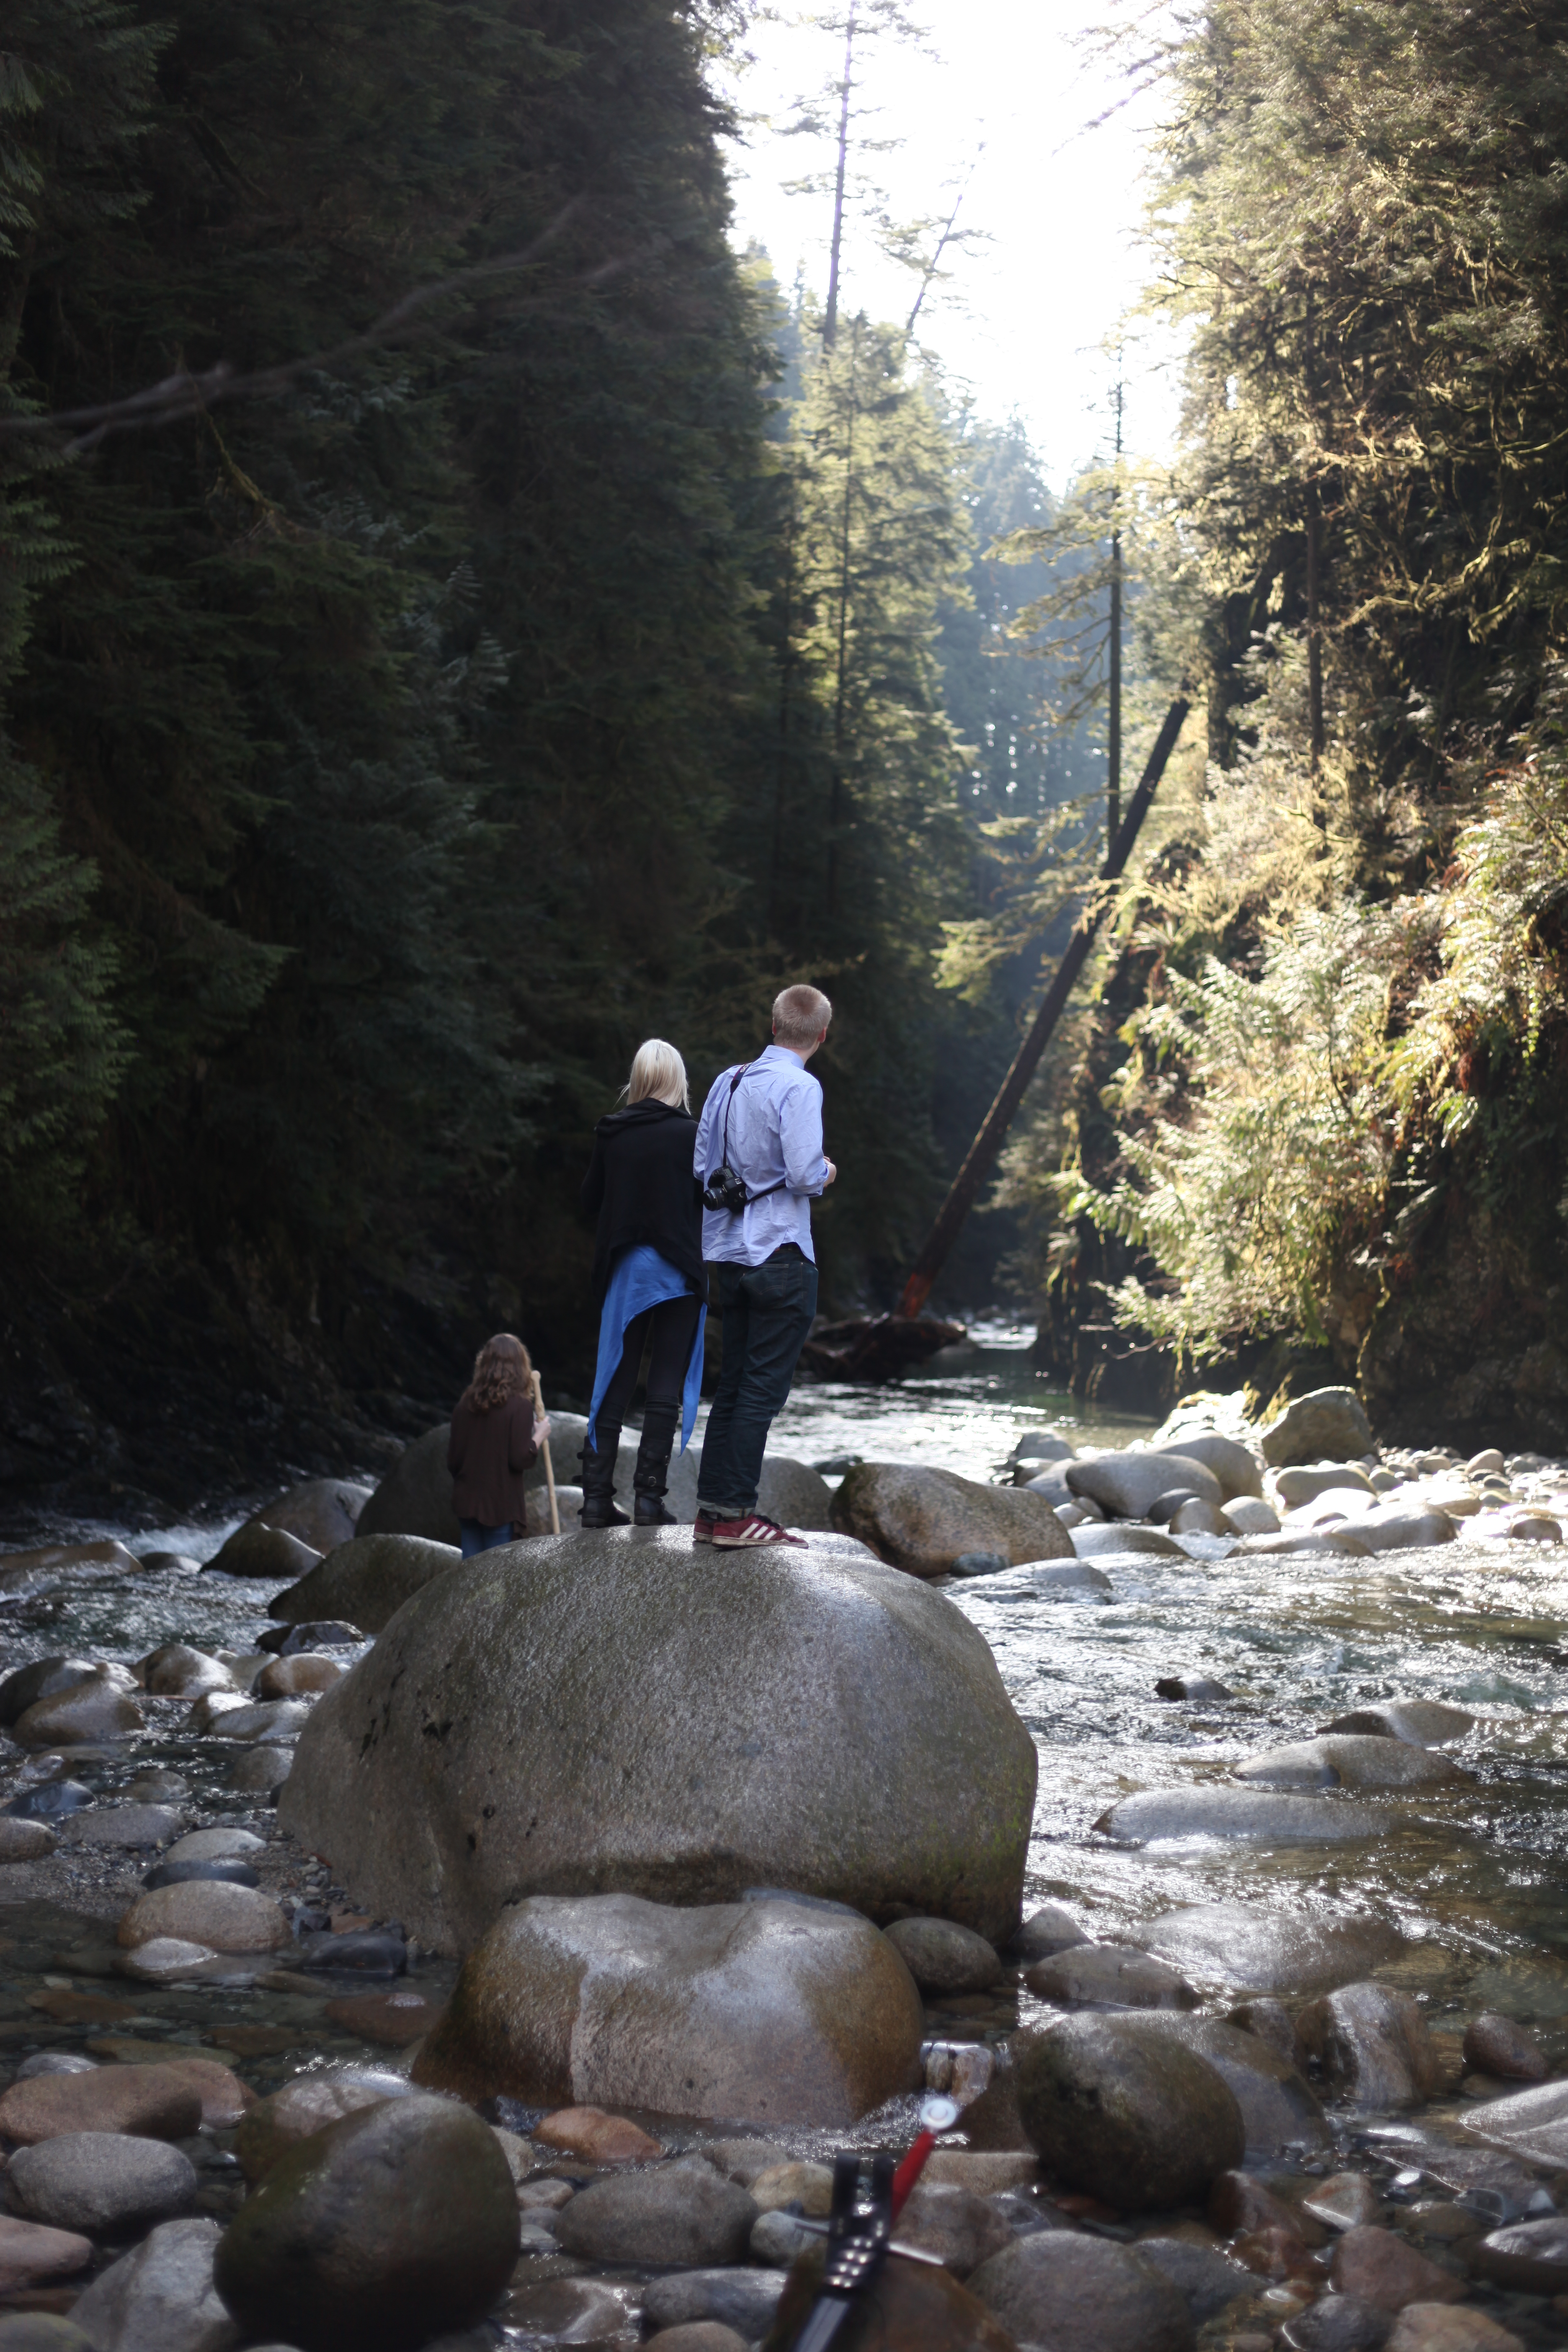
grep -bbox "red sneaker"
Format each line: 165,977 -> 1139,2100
709,1514 -> 808,1550
692,1512 -> 717,1546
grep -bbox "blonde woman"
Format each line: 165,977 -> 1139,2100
447,1333 -> 550,1556
578,1039 -> 706,1527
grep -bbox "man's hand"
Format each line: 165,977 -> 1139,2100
823,1159 -> 837,1186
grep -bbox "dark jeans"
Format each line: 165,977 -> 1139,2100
696,1254 -> 818,1518
459,1519 -> 516,1557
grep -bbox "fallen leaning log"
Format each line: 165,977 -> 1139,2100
797,696 -> 1191,1382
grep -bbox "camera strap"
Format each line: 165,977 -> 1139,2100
712,1063 -> 787,1210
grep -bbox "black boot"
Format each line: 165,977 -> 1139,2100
632,1404 -> 679,1527
579,1430 -> 629,1528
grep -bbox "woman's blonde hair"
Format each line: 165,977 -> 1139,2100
464,1331 -> 533,1412
621,1037 -> 689,1112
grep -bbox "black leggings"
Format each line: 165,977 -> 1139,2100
596,1292 -> 702,1441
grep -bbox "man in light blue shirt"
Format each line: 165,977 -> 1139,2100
692,983 -> 836,1547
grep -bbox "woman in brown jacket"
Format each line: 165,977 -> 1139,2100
447,1333 -> 551,1556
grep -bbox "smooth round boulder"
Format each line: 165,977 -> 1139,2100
1119,2014 -> 1330,2158
233,2072 -> 413,2183
229,1744 -> 293,1792
205,1520 -> 322,1581
139,1645 -> 233,1699
200,1697 -> 312,1743
212,2090 -> 521,2352
1133,1902 -> 1404,1996
141,1858 -> 258,1890
556,2166 -> 758,2266
1065,1451 -> 1221,1519
1319,1701 -> 1474,1748
1069,1522 -> 1185,1557
0,2066 -> 202,2146
5,1778 -> 91,1821
413,1892 -> 924,2127
1013,2013 -> 1245,2210
1154,1432 -> 1263,1500
1023,1944 -> 1198,2011
830,1463 -> 1071,1578
64,1805 -> 186,1850
268,1534 -> 462,1637
255,1652 -> 343,1699
279,1529 -> 1037,1950
354,1425 -> 466,1543
12,1676 -> 144,1749
164,1827 -> 265,1865
0,1818 -> 57,1862
8,2134 -> 196,2235
117,1880 -> 290,1955
241,1477 -> 374,1555
883,1918 -> 1003,1996
1468,2215 -> 1568,2293
1095,1787 -> 1387,1847
1259,1387 -> 1375,1467
1462,2013 -> 1545,2083
1235,1736 -> 1464,1792
1009,1904 -> 1088,1961
968,2230 -> 1197,2352
0,1661 -> 98,1728
0,2322 -> 95,2352
116,1939 -> 217,1984
71,2218 -> 237,2352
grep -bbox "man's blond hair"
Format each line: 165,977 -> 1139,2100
772,983 -> 833,1051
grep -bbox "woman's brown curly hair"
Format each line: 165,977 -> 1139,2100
462,1332 -> 533,1412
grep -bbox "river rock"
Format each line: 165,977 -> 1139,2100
0,1819 -> 56,1862
1096,1787 -> 1387,1846
1236,1736 -> 1465,1792
1386,2313 -> 1523,2352
1013,2013 -> 1244,2209
138,2057 -> 249,2130
355,1425 -> 464,1542
1282,2300 -> 1396,2352
117,1881 -> 291,1955
68,2217 -> 236,2352
1024,1944 -> 1198,2011
1462,2014 -> 1545,2082
13,1674 -> 144,1748
1296,1983 -> 1442,2108
883,1918 -> 1002,1995
764,2249 -> 1017,2350
1356,1506 -> 1459,1552
1135,1903 -> 1405,1995
1169,1498 -> 1229,1535
0,2215 -> 93,2291
412,1892 -> 924,2125
1331,2224 -> 1467,2312
894,2181 -> 1012,2276
1011,1429 -> 1076,1465
0,2065 -> 202,2146
1122,2015 -> 1330,2159
8,2133 -> 196,2234
139,1645 -> 234,1699
116,1939 -> 218,1983
556,2165 -> 757,2266
228,1745 -> 292,1793
1303,2173 -> 1387,2232
323,1988 -> 439,2045
1066,1451 -> 1221,1519
215,2093 -> 518,2352
1460,2078 -> 1568,2165
969,2230 -> 1197,2351
281,1528 -> 1036,1948
0,1542 -> 141,1596
1277,1464 -> 1376,1506
1320,1702 -> 1475,1747
200,1697 -> 312,1742
1155,1433 -> 1264,1500
1010,1903 -> 1089,1960
64,1804 -> 186,1849
1069,1522 -> 1186,1556
830,1463 -> 1071,1577
6,1775 -> 91,1821
0,2325 -> 96,2352
1135,2235 -> 1253,2321
1261,1387 -> 1375,1467
244,1476 -> 374,1555
233,2073 -> 411,2183
1223,1496 -> 1281,1534
1244,1526 -> 1374,1555
206,1518 -> 323,1581
165,1828 -> 266,1865
534,2105 -> 663,2164
254,1652 -> 343,1698
268,1534 -> 462,1636
0,1659 -> 99,1726
1467,2213 -> 1568,2291
645,2280 -> 781,2339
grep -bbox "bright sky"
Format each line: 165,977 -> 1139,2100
717,1 -> 1184,487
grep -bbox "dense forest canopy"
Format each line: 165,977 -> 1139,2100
0,0 -> 1099,1505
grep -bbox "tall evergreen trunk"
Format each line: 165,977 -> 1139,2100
822,0 -> 856,349
1106,375 -> 1123,838
826,319 -> 860,914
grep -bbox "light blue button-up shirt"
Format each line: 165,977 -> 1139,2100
694,1043 -> 830,1266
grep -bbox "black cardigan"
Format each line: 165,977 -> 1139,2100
580,1100 -> 704,1304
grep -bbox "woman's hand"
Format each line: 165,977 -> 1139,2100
534,1415 -> 551,1446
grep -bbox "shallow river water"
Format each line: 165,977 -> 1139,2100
4,1319 -> 1568,2345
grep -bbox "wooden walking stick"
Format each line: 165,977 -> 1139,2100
531,1371 -> 561,1535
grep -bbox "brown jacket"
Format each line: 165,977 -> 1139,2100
448,1393 -> 538,1528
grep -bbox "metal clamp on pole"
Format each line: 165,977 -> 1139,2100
785,2097 -> 961,2352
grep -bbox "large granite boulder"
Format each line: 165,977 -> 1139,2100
1260,1386 -> 1375,1467
211,1478 -> 373,1572
279,1527 -> 1036,1950
1065,1452 -> 1222,1519
356,1419 -> 828,1539
413,1892 -> 923,2126
268,1535 -> 461,1634
830,1464 -> 1071,1578
1013,2013 -> 1244,2211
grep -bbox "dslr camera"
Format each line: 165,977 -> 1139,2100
702,1163 -> 751,1215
